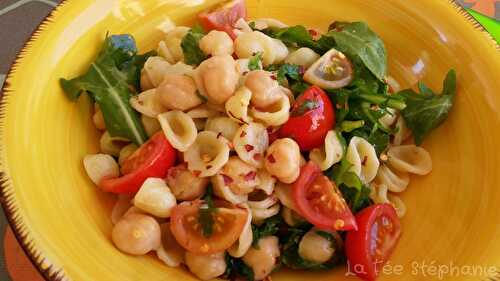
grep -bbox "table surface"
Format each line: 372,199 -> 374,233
0,0 -> 498,280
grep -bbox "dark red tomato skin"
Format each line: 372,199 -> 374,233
198,0 -> 247,40
345,204 -> 402,281
100,132 -> 176,194
278,86 -> 335,151
292,162 -> 357,231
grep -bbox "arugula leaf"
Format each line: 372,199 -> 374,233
348,125 -> 390,156
120,50 -> 156,91
340,120 -> 365,133
263,25 -> 316,49
224,254 -> 255,281
251,215 -> 282,247
60,34 -> 148,145
331,157 -> 363,191
325,22 -> 387,81
276,63 -> 302,85
399,70 -> 456,145
339,184 -> 372,213
248,52 -> 263,71
181,27 -> 207,66
199,185 -> 217,237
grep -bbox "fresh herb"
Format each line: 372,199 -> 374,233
60,34 -> 148,145
339,184 -> 372,213
398,70 -> 456,145
248,21 -> 257,30
120,50 -> 156,91
199,185 -> 217,237
340,120 -> 365,133
263,25 -> 317,49
331,157 -> 363,191
248,52 -> 263,71
265,63 -> 308,96
323,22 -> 387,81
181,27 -> 207,66
224,254 -> 255,281
292,99 -> 320,116
195,90 -> 208,103
347,124 -> 390,156
290,80 -> 311,95
251,215 -> 282,247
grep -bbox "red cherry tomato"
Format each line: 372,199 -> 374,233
100,132 -> 176,194
198,0 -> 247,40
345,204 -> 401,281
278,86 -> 335,151
292,162 -> 357,231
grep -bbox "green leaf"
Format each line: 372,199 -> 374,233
181,28 -> 207,66
224,254 -> 255,281
248,52 -> 263,71
339,184 -> 372,213
263,25 -> 316,49
399,70 -> 456,145
340,120 -> 365,133
292,99 -> 320,116
251,215 -> 282,247
60,34 -> 148,145
276,63 -> 302,85
326,22 -> 387,81
120,50 -> 156,91
331,157 -> 363,191
199,185 -> 217,238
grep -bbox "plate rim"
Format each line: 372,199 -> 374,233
0,0 -> 498,280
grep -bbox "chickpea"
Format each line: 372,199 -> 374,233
199,30 -> 234,56
245,70 -> 284,109
140,69 -> 154,91
185,251 -> 227,280
166,164 -> 209,200
111,213 -> 161,255
242,236 -> 280,280
264,138 -> 301,183
158,74 -> 203,111
220,156 -> 260,195
298,229 -> 336,263
194,55 -> 239,105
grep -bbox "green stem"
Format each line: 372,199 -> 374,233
358,93 -> 406,110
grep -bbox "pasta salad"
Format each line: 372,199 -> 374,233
60,0 -> 456,280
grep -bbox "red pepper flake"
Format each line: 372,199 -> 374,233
217,132 -> 223,139
267,153 -> 276,164
240,131 -> 247,138
270,75 -> 277,81
361,156 -> 368,166
253,153 -> 262,161
308,29 -> 318,36
244,171 -> 257,181
192,170 -> 202,177
222,174 -> 234,185
244,144 -> 254,152
298,65 -> 305,75
206,165 -> 213,170
228,142 -> 234,150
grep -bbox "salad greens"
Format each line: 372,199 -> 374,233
181,25 -> 207,66
251,215 -> 282,247
399,70 -> 456,145
199,185 -> 217,237
60,34 -> 149,145
248,52 -> 263,71
224,254 -> 255,281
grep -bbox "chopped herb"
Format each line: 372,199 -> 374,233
292,99 -> 320,116
181,27 -> 207,65
248,52 -> 263,71
340,120 -> 365,133
195,90 -> 208,102
248,21 -> 257,30
262,25 -> 317,49
339,184 -> 372,213
60,34 -> 148,145
398,69 -> 456,145
224,254 -> 255,281
198,185 -> 217,237
251,215 -> 282,248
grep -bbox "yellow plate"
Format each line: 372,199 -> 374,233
1,0 -> 499,280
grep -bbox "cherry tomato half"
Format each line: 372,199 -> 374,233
198,0 -> 247,40
170,200 -> 248,255
278,85 -> 335,151
292,162 -> 357,231
100,132 -> 176,194
345,204 -> 401,281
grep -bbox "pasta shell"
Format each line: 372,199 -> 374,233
310,130 -> 344,171
233,122 -> 269,168
250,94 -> 291,127
225,86 -> 253,124
184,131 -> 230,177
375,164 -> 410,193
387,145 -> 432,175
130,89 -> 167,118
134,178 -> 177,218
205,117 -> 240,141
228,204 -> 253,258
346,136 -> 380,184
156,223 -> 185,267
212,175 -> 248,204
83,153 -> 119,185
158,111 -> 197,152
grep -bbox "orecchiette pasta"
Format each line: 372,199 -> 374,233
100,131 -> 129,156
255,170 -> 276,195
244,70 -> 285,109
134,178 -> 177,218
228,204 -> 253,258
370,183 -> 407,218
264,138 -> 301,183
205,117 -> 240,141
185,252 -> 227,281
156,223 -> 185,267
248,193 -> 280,224
281,206 -> 305,227
158,26 -> 190,64
118,143 -> 138,166
375,163 -> 410,193
218,156 -> 260,195
225,86 -> 253,124
157,74 -> 203,111
379,108 -> 398,129
233,122 -> 269,168
252,18 -> 289,30
93,104 -> 106,130
250,94 -> 291,127
143,56 -> 194,87
275,182 -> 298,211
141,115 -> 162,137
234,31 -> 288,66
298,228 -> 336,263
111,194 -> 133,225
346,136 -> 380,184
111,212 -> 161,255
242,236 -> 280,280
158,111 -> 197,152
387,145 -> 432,175
284,47 -> 321,69
130,89 -> 167,118
309,130 -> 344,171
140,69 -> 155,91
83,154 -> 119,185
393,115 -> 412,145
184,131 -> 230,177
199,30 -> 234,56
212,174 -> 248,204
187,104 -> 222,119
234,18 -> 253,33
166,164 -> 209,201
194,55 -> 240,105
